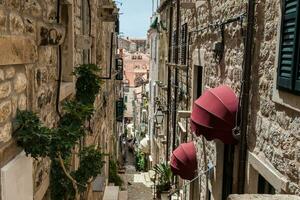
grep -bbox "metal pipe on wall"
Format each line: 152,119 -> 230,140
56,0 -> 62,118
237,0 -> 255,194
172,0 -> 180,151
166,4 -> 173,163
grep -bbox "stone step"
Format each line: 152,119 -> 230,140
103,186 -> 119,200
118,191 -> 128,200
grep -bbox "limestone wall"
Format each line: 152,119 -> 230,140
181,0 -> 300,197
0,0 -> 120,199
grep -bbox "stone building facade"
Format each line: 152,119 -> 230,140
150,0 -> 300,199
0,0 -> 121,199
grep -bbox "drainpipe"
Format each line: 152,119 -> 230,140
172,0 -> 180,151
237,0 -> 255,194
166,4 -> 173,163
56,0 -> 62,118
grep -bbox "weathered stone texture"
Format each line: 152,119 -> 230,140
179,0 -> 300,196
227,194 -> 300,200
0,82 -> 11,99
13,73 -> 27,93
0,9 -> 7,32
0,100 -> 11,123
5,67 -> 15,79
0,36 -> 37,65
0,1 -> 120,199
0,122 -> 12,142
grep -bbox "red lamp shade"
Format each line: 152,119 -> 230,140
190,85 -> 238,144
170,142 -> 197,180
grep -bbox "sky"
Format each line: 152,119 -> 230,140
118,0 -> 154,38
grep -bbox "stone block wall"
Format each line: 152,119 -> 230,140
0,0 -> 120,199
180,0 -> 300,197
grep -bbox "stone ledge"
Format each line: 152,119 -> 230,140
227,194 -> 300,200
0,36 -> 37,66
0,139 -> 22,168
59,81 -> 75,101
248,152 -> 288,192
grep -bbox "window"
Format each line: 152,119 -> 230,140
257,174 -> 275,194
277,0 -> 300,93
192,65 -> 203,100
124,96 -> 128,103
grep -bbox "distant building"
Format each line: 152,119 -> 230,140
118,37 -> 147,53
123,51 -> 150,122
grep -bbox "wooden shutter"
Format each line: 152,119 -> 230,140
277,0 -> 299,90
116,98 -> 124,122
181,23 -> 188,65
172,31 -> 177,63
294,34 -> 300,92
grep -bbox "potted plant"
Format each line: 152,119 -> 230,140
153,163 -> 172,200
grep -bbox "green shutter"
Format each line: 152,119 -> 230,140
277,0 -> 299,90
294,36 -> 300,92
116,99 -> 124,122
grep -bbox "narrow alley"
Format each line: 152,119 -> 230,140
123,149 -> 153,200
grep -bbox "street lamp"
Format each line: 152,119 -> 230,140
155,108 -> 164,124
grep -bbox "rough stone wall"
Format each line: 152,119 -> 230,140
0,0 -> 120,199
180,0 -> 300,197
249,0 -> 299,194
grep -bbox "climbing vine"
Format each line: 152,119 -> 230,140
14,64 -> 104,200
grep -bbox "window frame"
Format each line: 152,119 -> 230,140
277,0 -> 300,94
273,0 -> 300,112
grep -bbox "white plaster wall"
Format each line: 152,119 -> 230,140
1,151 -> 33,200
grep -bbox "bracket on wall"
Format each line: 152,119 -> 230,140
177,110 -> 191,118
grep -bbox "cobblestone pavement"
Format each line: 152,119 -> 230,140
124,150 -> 153,200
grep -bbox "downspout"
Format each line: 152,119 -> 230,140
237,0 -> 255,194
56,0 -> 62,118
185,32 -> 190,142
166,4 -> 173,163
172,0 -> 180,151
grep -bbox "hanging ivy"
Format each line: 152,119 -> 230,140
73,64 -> 102,105
14,64 -> 105,200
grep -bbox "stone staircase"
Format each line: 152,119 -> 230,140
102,185 -> 128,200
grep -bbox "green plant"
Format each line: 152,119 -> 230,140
153,163 -> 172,193
14,64 -> 104,200
73,64 -> 101,105
109,160 -> 123,186
74,146 -> 105,192
135,151 -> 147,172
